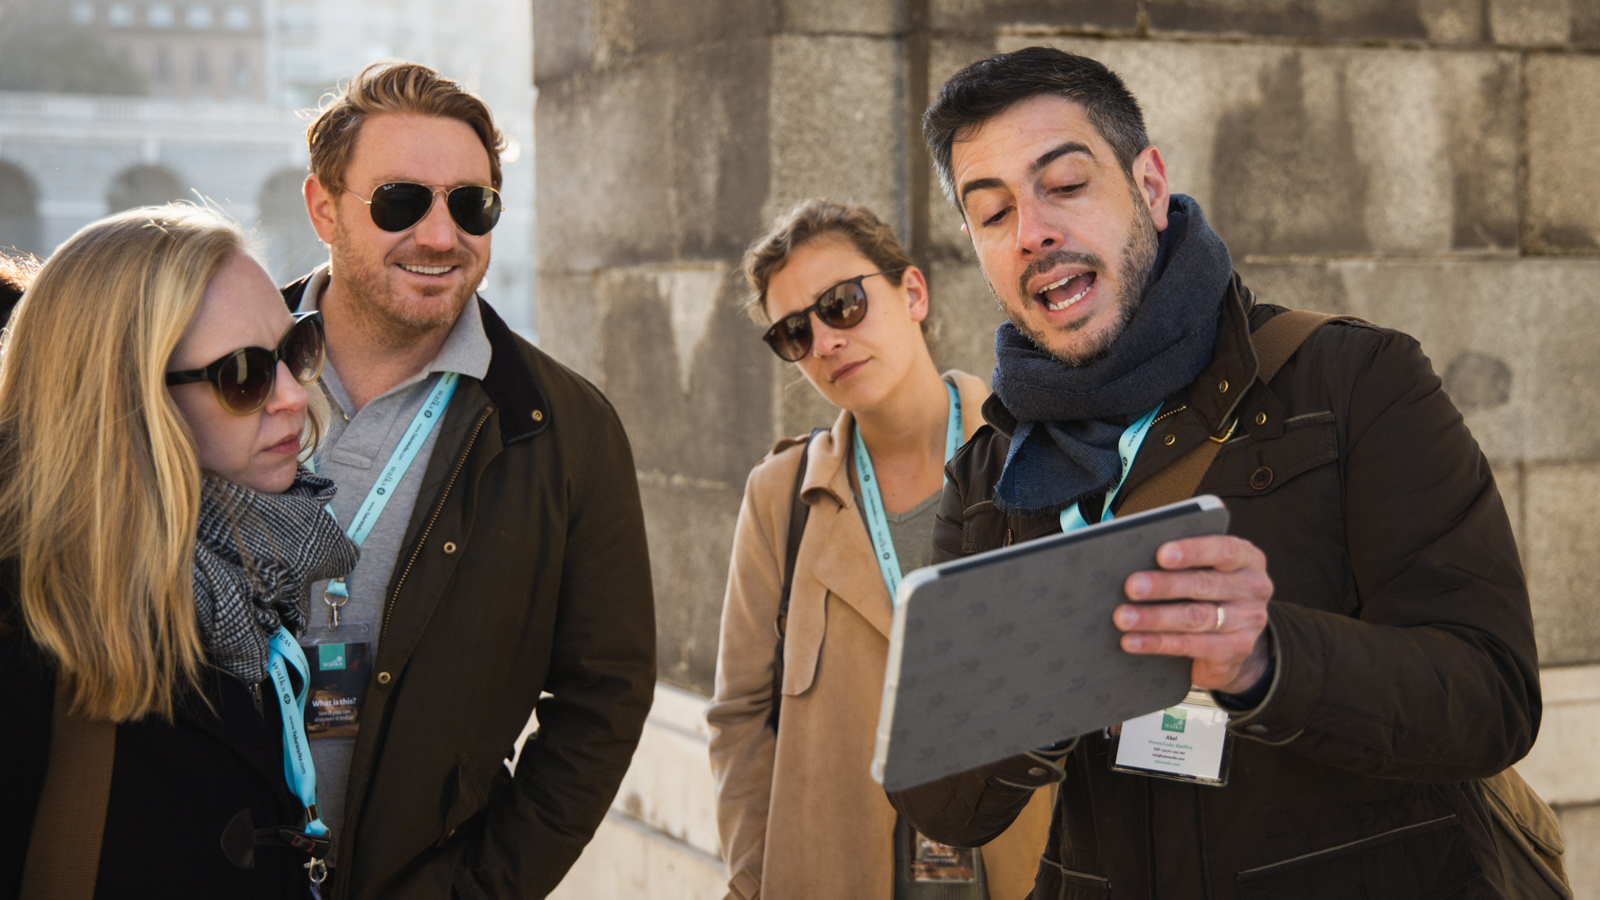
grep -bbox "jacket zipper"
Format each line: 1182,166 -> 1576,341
379,405 -> 494,642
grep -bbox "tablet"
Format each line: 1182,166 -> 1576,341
872,495 -> 1230,792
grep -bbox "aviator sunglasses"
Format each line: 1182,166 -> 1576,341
347,182 -> 503,236
165,311 -> 326,415
761,268 -> 906,362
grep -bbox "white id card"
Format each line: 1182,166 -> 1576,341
1109,688 -> 1232,786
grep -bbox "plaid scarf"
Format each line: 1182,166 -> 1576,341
193,469 -> 359,683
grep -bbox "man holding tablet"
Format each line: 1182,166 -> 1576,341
888,47 -> 1541,898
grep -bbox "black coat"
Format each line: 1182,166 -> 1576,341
888,287 -> 1539,900
1,583 -> 316,899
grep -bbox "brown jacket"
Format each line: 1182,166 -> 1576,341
282,281 -> 658,900
888,289 -> 1540,900
708,371 -> 1052,900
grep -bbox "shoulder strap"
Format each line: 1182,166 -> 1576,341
1116,311 -> 1359,516
767,428 -> 824,734
21,680 -> 116,900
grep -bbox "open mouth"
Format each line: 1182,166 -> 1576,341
1036,272 -> 1096,312
399,263 -> 455,276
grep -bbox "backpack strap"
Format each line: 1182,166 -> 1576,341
767,428 -> 825,734
1117,311 -> 1359,516
21,680 -> 116,900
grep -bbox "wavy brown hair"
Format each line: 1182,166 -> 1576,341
305,60 -> 506,194
0,206 -> 318,721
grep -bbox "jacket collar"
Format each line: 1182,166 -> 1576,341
798,369 -> 991,508
281,274 -> 549,446
980,275 -> 1259,439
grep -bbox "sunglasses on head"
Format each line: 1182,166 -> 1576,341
165,311 -> 326,415
347,182 -> 503,236
761,268 -> 905,362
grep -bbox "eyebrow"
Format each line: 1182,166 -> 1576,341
958,141 -> 1097,207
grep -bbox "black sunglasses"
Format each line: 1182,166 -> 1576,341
166,312 -> 326,415
347,182 -> 503,236
761,268 -> 905,362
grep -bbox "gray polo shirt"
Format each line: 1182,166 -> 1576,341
294,265 -> 492,847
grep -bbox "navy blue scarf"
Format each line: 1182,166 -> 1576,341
991,194 -> 1232,516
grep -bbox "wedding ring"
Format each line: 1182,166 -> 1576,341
1211,603 -> 1226,633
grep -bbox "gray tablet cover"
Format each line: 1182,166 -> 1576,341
872,496 -> 1230,792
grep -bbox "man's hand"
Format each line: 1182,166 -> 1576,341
1114,535 -> 1274,694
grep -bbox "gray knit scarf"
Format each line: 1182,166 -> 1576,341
193,469 -> 358,683
991,194 -> 1233,516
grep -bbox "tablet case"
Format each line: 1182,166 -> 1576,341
872,495 -> 1230,792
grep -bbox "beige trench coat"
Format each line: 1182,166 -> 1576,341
708,370 -> 1052,900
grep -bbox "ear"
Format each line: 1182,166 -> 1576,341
304,174 -> 339,245
1131,145 -> 1171,232
902,265 -> 931,324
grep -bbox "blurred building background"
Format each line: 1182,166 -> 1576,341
0,0 -> 535,335
530,1 -> 1600,898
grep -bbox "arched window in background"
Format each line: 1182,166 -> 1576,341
256,168 -> 322,284
0,163 -> 41,256
107,164 -> 185,213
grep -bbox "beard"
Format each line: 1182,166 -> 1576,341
327,216 -> 489,345
992,190 -> 1160,368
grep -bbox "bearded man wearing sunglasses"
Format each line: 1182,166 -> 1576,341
280,62 -> 656,900
885,48 -> 1546,899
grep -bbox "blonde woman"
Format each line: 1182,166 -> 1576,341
708,200 -> 1051,900
0,206 -> 356,898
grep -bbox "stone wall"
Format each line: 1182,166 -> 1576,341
533,0 -> 1600,894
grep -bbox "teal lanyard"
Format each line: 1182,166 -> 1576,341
856,381 -> 962,602
322,371 -> 460,606
267,628 -> 328,836
1059,404 -> 1162,533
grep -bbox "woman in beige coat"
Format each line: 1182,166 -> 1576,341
708,199 -> 1051,900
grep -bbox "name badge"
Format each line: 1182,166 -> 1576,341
299,623 -> 373,740
909,829 -> 975,883
1109,688 -> 1232,786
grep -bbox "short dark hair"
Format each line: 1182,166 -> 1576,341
923,47 -> 1150,210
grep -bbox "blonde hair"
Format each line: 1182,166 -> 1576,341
0,205 -> 320,722
305,61 -> 506,194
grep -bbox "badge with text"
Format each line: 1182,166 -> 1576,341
1109,688 -> 1233,786
299,623 -> 373,739
909,829 -> 976,883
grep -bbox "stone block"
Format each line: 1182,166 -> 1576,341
532,0 -> 773,84
548,810 -> 726,899
1519,664 -> 1600,805
927,259 -> 1005,384
930,0 -> 1136,34
778,0 -> 900,35
1558,802 -> 1600,900
1490,460 -> 1526,556
920,37 -> 999,267
642,478 -> 743,694
1526,54 -> 1600,253
775,364 -> 844,441
1146,0 -> 1487,42
536,39 -> 773,274
1524,464 -> 1600,665
540,264 -> 774,486
610,683 -> 720,857
1488,0 -> 1577,45
997,37 -> 1519,256
1232,259 -> 1600,467
764,35 -> 908,238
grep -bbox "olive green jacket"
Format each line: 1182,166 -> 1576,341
283,279 -> 657,900
889,283 -> 1539,900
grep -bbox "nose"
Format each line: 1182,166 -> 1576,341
809,312 -> 849,358
411,190 -> 460,251
1015,193 -> 1065,257
263,360 -> 311,417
